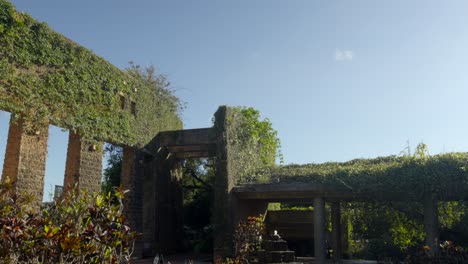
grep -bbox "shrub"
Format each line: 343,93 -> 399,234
225,215 -> 265,263
406,241 -> 468,264
0,180 -> 137,263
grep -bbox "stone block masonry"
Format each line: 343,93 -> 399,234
1,118 -> 48,203
121,146 -> 140,231
64,132 -> 103,195
121,146 -> 144,257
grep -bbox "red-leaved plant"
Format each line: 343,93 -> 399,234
0,179 -> 137,263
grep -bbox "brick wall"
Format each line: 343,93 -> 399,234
121,146 -> 144,257
212,106 -> 267,263
64,132 -> 102,195
143,158 -> 157,256
1,118 -> 48,203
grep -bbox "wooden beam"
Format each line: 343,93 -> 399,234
231,183 -> 356,201
174,151 -> 216,159
158,128 -> 216,146
167,144 -> 216,153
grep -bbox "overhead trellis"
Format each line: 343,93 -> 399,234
249,153 -> 468,201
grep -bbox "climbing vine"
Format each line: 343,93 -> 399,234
251,151 -> 468,201
0,1 -> 181,146
230,107 -> 282,165
214,106 -> 282,184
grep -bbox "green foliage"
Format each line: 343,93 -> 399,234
439,202 -> 466,229
248,144 -> 468,260
215,106 -> 282,184
344,202 -> 424,260
231,107 -> 282,165
181,158 -> 214,253
225,215 -> 265,264
0,180 -> 137,263
0,1 -> 181,146
125,63 -> 183,147
253,152 -> 468,200
101,144 -> 123,194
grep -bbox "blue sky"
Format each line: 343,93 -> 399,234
2,1 -> 468,200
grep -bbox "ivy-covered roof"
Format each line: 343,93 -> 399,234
0,0 -> 181,146
251,153 -> 468,201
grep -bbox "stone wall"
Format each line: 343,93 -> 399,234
121,147 -> 144,256
0,2 -> 187,261
2,118 -> 48,203
64,132 -> 103,194
212,106 -> 269,263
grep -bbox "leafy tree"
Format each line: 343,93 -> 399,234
344,143 -> 468,260
126,61 -> 184,117
101,143 -> 123,193
181,158 -> 215,252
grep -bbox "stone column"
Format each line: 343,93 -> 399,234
121,146 -> 143,258
63,132 -> 103,195
424,194 -> 439,254
331,202 -> 342,261
213,107 -> 234,264
142,155 -> 157,257
314,197 -> 326,264
1,118 -> 48,203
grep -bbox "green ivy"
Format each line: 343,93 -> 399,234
0,0 -> 181,146
230,107 -> 281,164
251,152 -> 468,201
214,106 -> 282,184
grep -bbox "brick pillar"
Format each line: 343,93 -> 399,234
143,157 -> 157,256
121,146 -> 143,258
63,132 -> 103,195
1,118 -> 48,203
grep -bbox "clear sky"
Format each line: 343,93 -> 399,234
2,1 -> 468,199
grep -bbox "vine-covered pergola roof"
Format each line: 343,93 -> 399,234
235,153 -> 468,201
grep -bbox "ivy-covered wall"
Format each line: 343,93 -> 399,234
0,0 -> 181,147
216,106 -> 280,184
252,153 -> 468,201
213,106 -> 280,262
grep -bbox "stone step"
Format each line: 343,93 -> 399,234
250,262 -> 303,264
251,262 -> 302,264
262,240 -> 289,251
264,250 -> 296,263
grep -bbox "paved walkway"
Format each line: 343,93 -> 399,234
132,255 -> 377,264
132,253 -> 212,264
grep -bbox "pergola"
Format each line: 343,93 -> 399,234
231,183 -> 436,263
227,153 -> 468,264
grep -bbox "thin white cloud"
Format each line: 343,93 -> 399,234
335,49 -> 354,61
